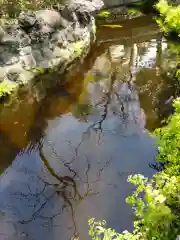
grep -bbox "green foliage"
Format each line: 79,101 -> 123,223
0,0 -> 66,18
155,0 -> 180,36
155,98 -> 180,176
156,0 -> 170,15
88,175 -> 178,239
97,10 -> 111,18
128,8 -> 141,16
168,42 -> 180,55
0,81 -> 16,98
88,98 -> 180,239
30,66 -> 46,74
89,218 -> 135,240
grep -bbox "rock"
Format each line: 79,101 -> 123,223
72,28 -> 85,41
92,0 -> 104,11
0,27 -> 7,42
6,56 -> 19,65
64,1 -> 91,25
60,0 -> 104,25
18,70 -> 34,84
18,10 -> 70,42
32,50 -> 44,63
9,27 -> 31,47
0,35 -> 19,48
18,12 -> 37,30
39,25 -> 55,35
1,26 -> 30,50
0,52 -> 19,65
53,47 -> 65,58
19,35 -> 31,47
0,27 -> 20,49
76,11 -> 91,25
69,0 -> 103,14
6,70 -> 20,82
63,29 -> 75,42
19,46 -> 32,56
4,64 -> 24,83
60,6 -> 78,22
57,39 -> 69,49
20,54 -> 36,69
4,26 -> 31,47
35,10 -> 69,29
0,0 -> 104,98
0,67 -> 6,81
38,61 -> 49,69
51,31 -> 66,43
41,47 -> 53,59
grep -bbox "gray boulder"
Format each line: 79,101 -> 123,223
0,0 -> 104,97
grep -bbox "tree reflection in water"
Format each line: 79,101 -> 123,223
0,139 -> 114,239
0,20 -> 179,239
73,42 -> 146,142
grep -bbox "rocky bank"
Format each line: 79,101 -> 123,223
0,0 -> 103,98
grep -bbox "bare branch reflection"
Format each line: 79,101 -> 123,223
2,139 -> 114,240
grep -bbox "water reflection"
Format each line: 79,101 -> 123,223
0,16 -> 178,240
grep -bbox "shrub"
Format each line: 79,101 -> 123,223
155,0 -> 180,37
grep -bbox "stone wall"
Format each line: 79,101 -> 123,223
0,0 -> 104,98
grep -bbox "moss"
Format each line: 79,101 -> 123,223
30,67 -> 46,74
72,41 -> 84,58
0,81 -> 17,99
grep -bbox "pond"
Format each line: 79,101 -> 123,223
0,15 -> 178,240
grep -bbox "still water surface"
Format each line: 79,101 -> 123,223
0,15 -> 178,239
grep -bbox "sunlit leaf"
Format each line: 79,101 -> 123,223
101,24 -> 123,28
97,10 -> 111,18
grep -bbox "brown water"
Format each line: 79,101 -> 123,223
0,15 -> 178,240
